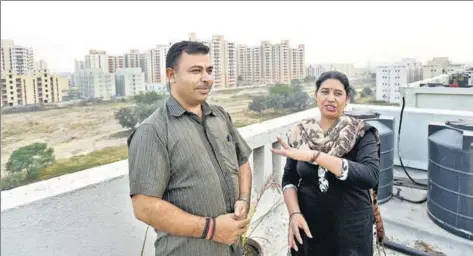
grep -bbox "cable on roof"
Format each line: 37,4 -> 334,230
397,96 -> 428,188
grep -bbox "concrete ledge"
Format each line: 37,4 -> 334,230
1,160 -> 128,212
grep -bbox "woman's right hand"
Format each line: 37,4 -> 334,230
288,213 -> 313,252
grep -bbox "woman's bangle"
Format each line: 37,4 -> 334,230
289,211 -> 302,222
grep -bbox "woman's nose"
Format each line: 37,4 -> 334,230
326,93 -> 335,102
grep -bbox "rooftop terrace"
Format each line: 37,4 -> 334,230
1,101 -> 472,256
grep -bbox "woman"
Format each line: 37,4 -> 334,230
271,71 -> 385,256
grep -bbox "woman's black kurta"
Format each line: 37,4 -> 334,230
282,127 -> 380,256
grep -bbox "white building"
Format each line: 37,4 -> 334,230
1,39 -> 34,75
145,83 -> 168,94
84,50 -> 109,73
331,64 -> 355,77
376,64 -> 407,103
115,68 -> 146,97
423,57 -> 464,79
311,63 -> 356,78
75,68 -> 116,100
375,58 -> 424,103
34,59 -> 48,71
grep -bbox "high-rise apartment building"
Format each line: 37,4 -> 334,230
331,64 -> 355,78
124,49 -> 141,69
260,41 -> 274,84
188,33 -> 236,88
34,59 -> 48,70
108,56 -> 125,73
211,35 -> 226,88
224,41 -> 237,88
272,40 -> 291,84
84,50 -> 109,73
145,44 -> 170,84
290,44 -> 305,81
1,39 -> 34,75
1,69 -> 69,106
237,40 -> 305,85
124,49 -> 148,81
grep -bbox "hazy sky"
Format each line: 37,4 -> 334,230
2,1 -> 472,73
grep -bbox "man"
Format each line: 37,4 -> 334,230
127,40 -> 253,256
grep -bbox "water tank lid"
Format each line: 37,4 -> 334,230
446,119 -> 473,131
344,110 -> 380,119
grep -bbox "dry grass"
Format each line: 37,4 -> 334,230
1,101 -> 133,176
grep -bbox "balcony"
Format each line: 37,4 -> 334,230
1,104 -> 472,256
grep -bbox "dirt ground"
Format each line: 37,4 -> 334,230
0,87 -> 272,177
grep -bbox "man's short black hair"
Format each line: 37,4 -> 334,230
166,41 -> 210,70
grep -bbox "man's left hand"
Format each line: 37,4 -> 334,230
233,199 -> 249,220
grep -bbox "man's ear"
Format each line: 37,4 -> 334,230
166,68 -> 175,84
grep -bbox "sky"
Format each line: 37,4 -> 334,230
2,1 -> 472,73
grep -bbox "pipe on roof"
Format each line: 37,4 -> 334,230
383,240 -> 444,256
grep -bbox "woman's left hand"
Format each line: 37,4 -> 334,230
271,136 -> 314,162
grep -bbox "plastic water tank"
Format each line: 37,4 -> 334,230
427,119 -> 473,240
345,110 -> 395,204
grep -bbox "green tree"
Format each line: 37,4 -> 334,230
114,107 -> 137,129
303,76 -> 316,83
290,79 -> 302,86
133,103 -> 160,122
133,91 -> 165,105
6,142 -> 55,179
350,89 -> 358,103
248,96 -> 267,115
266,95 -> 285,112
269,84 -> 293,97
362,86 -> 373,96
114,102 -> 162,130
289,90 -> 310,111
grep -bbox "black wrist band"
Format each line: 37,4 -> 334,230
201,217 -> 210,239
209,217 -> 216,240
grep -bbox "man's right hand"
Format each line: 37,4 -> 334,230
212,213 -> 250,245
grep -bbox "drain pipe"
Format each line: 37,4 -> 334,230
383,240 -> 442,256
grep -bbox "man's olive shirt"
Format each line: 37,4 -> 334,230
128,96 -> 252,256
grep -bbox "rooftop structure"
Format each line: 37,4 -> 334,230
1,98 -> 472,255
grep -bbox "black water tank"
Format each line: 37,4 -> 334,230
345,110 -> 395,204
427,119 -> 473,240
